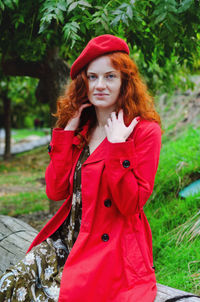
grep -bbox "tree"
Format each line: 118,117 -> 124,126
1,0 -> 200,94
0,77 -> 11,159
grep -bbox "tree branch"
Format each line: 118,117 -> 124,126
1,58 -> 45,78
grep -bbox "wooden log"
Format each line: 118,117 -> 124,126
0,215 -> 199,301
0,215 -> 38,274
155,283 -> 200,301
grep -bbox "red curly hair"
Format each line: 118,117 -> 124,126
55,52 -> 161,147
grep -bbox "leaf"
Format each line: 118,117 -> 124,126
112,9 -> 123,16
178,0 -> 193,13
110,14 -> 121,27
121,13 -> 129,26
167,4 -> 178,14
154,12 -> 167,25
119,3 -> 128,9
168,13 -> 180,25
78,0 -> 91,8
0,1 -> 5,10
126,5 -> 133,20
164,20 -> 173,32
68,2 -> 78,13
3,0 -> 14,9
39,21 -> 49,34
67,0 -> 74,5
57,3 -> 67,12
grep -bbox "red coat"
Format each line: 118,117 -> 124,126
28,119 -> 161,302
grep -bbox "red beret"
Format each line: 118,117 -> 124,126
70,34 -> 129,79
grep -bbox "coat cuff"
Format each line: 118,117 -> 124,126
48,129 -> 74,156
107,139 -> 135,158
51,128 -> 75,145
106,139 -> 137,170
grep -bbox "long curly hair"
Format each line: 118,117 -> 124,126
54,52 -> 161,147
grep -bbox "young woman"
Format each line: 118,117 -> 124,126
0,34 -> 162,302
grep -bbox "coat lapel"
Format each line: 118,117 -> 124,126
72,122 -> 108,165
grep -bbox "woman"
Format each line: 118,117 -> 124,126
0,34 -> 162,302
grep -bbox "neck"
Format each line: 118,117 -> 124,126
95,106 -> 116,128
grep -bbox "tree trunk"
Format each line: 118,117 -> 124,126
35,48 -> 70,213
2,49 -> 70,212
3,93 -> 11,160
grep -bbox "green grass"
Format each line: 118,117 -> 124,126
12,128 -> 50,142
0,145 -> 49,216
144,126 -> 200,294
0,191 -> 48,215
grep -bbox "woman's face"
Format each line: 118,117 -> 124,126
86,55 -> 121,110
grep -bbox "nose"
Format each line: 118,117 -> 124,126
96,76 -> 106,90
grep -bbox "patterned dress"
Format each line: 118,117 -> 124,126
0,146 -> 90,302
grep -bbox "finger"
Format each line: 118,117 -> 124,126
110,112 -> 117,121
107,118 -> 112,127
104,124 -> 109,136
118,109 -> 124,122
129,117 -> 139,131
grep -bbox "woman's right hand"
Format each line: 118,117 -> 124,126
64,103 -> 92,131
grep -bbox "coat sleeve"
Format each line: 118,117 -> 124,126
45,128 -> 75,201
105,121 -> 161,216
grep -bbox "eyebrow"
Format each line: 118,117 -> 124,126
87,70 -> 118,74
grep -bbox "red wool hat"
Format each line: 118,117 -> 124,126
70,34 -> 129,79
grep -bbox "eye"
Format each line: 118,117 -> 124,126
87,74 -> 97,81
106,74 -> 116,80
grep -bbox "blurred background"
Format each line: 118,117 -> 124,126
0,0 -> 200,295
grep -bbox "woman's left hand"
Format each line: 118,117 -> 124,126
105,109 -> 139,143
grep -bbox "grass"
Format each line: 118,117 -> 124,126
0,191 -> 48,215
12,128 -> 49,142
144,126 -> 200,294
0,145 -> 49,216
0,125 -> 200,294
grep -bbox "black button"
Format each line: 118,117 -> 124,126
101,233 -> 109,242
48,144 -> 52,152
122,160 -> 130,168
104,199 -> 112,207
152,266 -> 155,270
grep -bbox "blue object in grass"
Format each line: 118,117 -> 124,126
179,179 -> 200,198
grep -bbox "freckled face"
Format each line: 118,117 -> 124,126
86,56 -> 121,110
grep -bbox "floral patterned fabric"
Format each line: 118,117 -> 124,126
0,146 -> 90,302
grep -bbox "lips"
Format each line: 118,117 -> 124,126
94,93 -> 108,96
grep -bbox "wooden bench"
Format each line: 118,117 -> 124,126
0,215 -> 199,301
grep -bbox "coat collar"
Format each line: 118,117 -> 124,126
83,138 -> 108,165
72,122 -> 107,165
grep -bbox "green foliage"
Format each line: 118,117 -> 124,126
0,76 -> 51,128
0,0 -> 199,92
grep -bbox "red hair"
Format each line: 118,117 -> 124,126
55,52 -> 161,147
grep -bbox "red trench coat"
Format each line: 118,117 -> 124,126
28,119 -> 161,302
